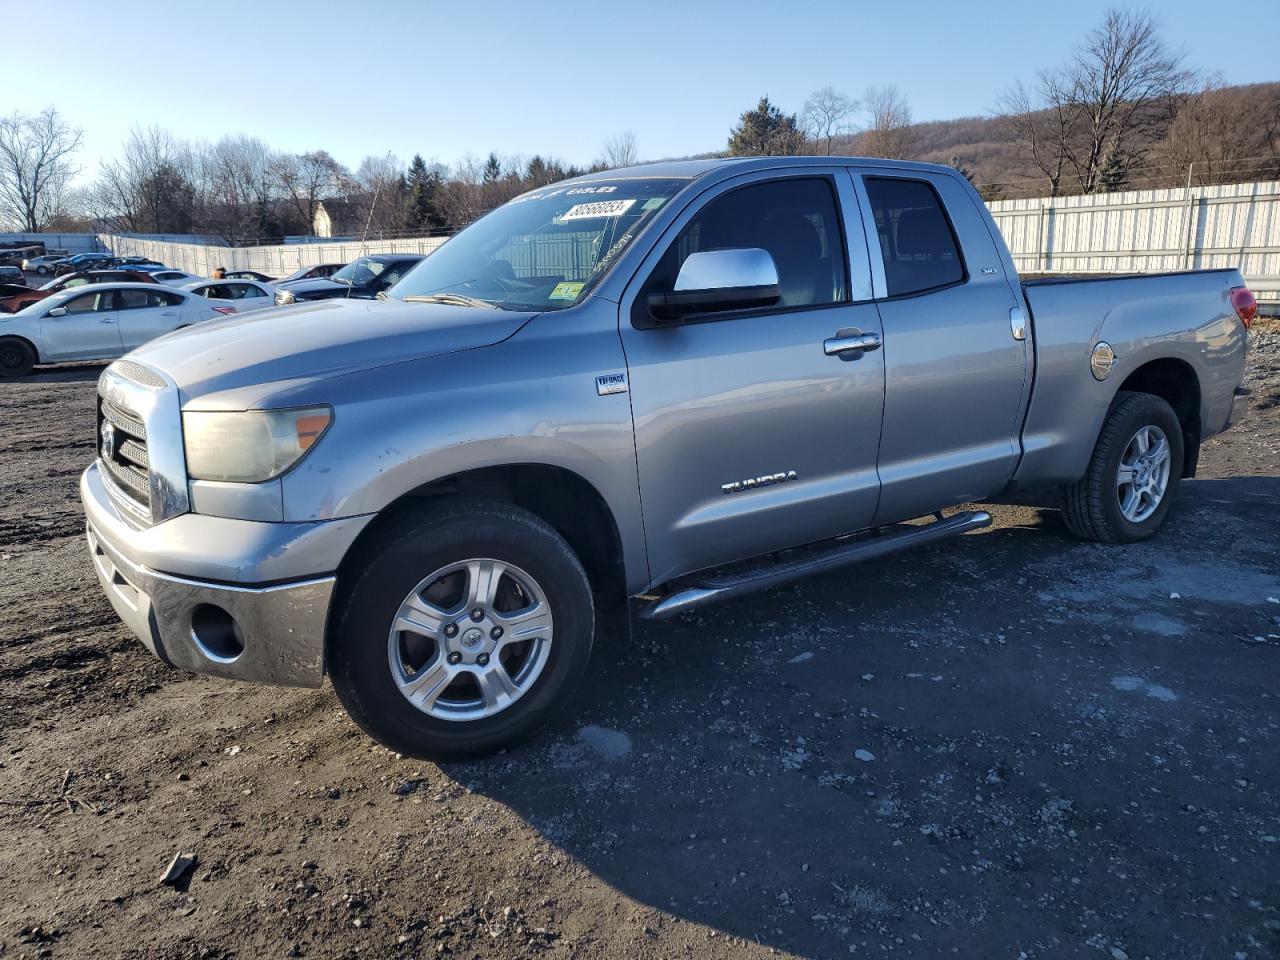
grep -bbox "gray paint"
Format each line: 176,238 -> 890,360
81,155 -> 1249,689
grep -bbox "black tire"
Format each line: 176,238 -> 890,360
0,337 -> 36,378
36,266 -> 49,276
1063,391 -> 1184,544
328,498 -> 594,760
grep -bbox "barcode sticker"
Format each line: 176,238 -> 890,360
560,199 -> 637,221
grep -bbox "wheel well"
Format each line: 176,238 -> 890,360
1117,358 -> 1202,477
337,464 -> 630,637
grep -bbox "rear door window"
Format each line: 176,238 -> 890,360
864,177 -> 965,296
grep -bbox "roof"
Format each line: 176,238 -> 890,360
537,154 -> 962,189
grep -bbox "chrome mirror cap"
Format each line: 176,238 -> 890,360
674,248 -> 779,292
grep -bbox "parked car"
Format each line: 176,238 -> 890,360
0,283 -> 235,377
224,270 -> 275,283
45,270 -> 162,292
0,265 -> 25,284
0,283 -> 37,314
117,256 -> 162,266
183,278 -> 276,312
22,255 -> 65,276
274,263 -> 346,285
3,269 -> 163,313
152,269 -> 204,286
274,255 -> 423,304
77,157 -> 1252,760
53,252 -> 113,276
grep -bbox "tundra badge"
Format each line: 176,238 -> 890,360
721,470 -> 799,495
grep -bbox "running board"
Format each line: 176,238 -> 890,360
638,510 -> 992,621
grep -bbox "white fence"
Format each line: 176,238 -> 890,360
96,178 -> 1280,306
988,180 -> 1280,305
98,234 -> 449,278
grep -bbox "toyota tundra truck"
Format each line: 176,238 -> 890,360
79,157 -> 1254,759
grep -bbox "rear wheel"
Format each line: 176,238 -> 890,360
36,266 -> 49,276
328,499 -> 594,759
0,337 -> 35,378
1063,391 -> 1183,543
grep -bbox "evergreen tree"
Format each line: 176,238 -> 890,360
482,152 -> 502,184
405,153 -> 443,232
727,97 -> 807,157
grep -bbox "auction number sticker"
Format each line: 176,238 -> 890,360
560,199 -> 637,221
549,281 -> 585,300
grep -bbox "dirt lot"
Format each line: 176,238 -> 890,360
1,327 -> 1278,960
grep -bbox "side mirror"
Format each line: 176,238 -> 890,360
47,307 -> 67,317
647,248 -> 780,320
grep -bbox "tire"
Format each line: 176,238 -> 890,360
328,498 -> 594,760
1063,391 -> 1184,544
36,266 -> 48,276
0,337 -> 36,378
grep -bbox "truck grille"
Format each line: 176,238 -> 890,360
99,396 -> 151,511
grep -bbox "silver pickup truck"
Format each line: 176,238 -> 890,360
80,157 -> 1255,758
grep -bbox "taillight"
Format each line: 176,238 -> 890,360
212,305 -> 236,316
1230,286 -> 1256,329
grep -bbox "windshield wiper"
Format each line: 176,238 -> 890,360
403,293 -> 497,309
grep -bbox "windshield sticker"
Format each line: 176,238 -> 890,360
549,281 -> 585,300
640,197 -> 667,211
560,199 -> 637,221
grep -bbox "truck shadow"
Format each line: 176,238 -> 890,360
448,476 -> 1280,957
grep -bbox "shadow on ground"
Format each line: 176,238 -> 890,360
456,477 -> 1280,957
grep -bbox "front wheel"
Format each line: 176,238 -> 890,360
36,266 -> 49,276
0,337 -> 36,378
1063,391 -> 1184,543
328,499 -> 594,759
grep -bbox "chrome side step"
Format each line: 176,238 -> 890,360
638,510 -> 992,620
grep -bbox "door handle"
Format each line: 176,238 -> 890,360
1009,306 -> 1027,341
99,317 -> 116,324
823,332 -> 881,356
161,311 -> 177,317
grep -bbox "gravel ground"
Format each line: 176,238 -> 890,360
0,326 -> 1277,960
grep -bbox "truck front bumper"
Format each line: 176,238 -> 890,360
81,462 -> 371,688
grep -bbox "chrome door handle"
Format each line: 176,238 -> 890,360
824,332 -> 881,356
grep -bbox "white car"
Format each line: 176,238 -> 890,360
182,278 -> 277,313
0,283 -> 235,378
153,269 -> 204,286
22,254 -> 66,275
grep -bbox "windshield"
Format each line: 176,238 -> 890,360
388,178 -> 684,311
330,257 -> 388,286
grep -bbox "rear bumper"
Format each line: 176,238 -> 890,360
81,462 -> 371,688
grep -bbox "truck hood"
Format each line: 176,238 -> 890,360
128,296 -> 537,407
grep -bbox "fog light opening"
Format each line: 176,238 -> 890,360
190,604 -> 245,663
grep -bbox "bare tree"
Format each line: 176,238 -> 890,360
861,85 -> 914,159
600,131 -> 639,169
1001,9 -> 1191,195
354,153 -> 408,236
201,135 -> 280,238
0,108 -> 83,231
803,87 -> 857,155
1148,78 -> 1280,186
998,76 -> 1079,197
1065,9 -> 1191,192
272,150 -> 353,233
91,126 -> 196,233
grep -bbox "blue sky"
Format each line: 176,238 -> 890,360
7,0 -> 1277,181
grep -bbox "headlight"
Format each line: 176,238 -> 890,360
275,289 -> 295,305
183,407 -> 332,483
